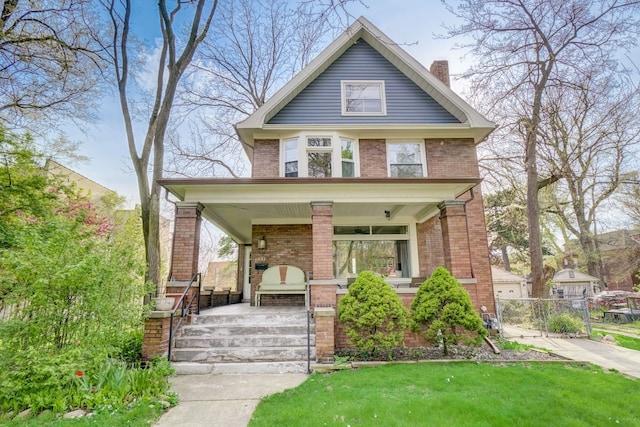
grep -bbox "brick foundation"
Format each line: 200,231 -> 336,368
314,307 -> 336,362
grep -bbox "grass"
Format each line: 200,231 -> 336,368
593,320 -> 640,334
592,330 -> 640,352
249,363 -> 638,427
0,400 -> 165,426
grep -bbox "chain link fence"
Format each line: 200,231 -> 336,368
496,297 -> 591,338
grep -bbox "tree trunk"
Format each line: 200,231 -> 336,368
501,245 -> 511,272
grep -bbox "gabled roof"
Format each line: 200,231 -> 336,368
553,269 -> 600,284
491,266 -> 526,283
235,16 -> 495,150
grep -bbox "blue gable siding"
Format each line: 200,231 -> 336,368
268,40 -> 460,125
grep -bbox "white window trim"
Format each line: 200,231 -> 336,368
281,137 -> 300,178
341,80 -> 387,116
386,140 -> 428,178
280,133 -> 359,178
331,221 -> 419,278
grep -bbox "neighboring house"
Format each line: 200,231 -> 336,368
46,159 -> 118,208
598,230 -> 640,292
551,269 -> 601,298
159,17 -> 496,359
492,267 -> 528,299
45,160 -> 173,270
201,261 -> 237,291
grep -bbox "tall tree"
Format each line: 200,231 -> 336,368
101,0 -> 217,296
445,0 -> 640,297
167,0 -> 341,178
484,188 -> 529,271
0,0 -> 107,132
539,70 -> 640,281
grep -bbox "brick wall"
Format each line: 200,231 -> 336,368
416,216 -> 445,276
334,293 -> 431,350
252,139 -> 280,177
358,139 -> 387,177
463,190 -> 495,312
142,313 -> 181,361
251,224 -> 313,305
425,138 -> 478,178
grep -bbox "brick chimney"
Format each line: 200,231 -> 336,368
430,60 -> 450,87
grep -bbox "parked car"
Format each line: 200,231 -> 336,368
591,291 -> 630,308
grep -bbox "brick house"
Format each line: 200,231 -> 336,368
159,17 -> 496,359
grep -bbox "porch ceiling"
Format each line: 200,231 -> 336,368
159,177 -> 481,243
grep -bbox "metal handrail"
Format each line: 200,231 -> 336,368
167,272 -> 201,361
306,271 -> 312,374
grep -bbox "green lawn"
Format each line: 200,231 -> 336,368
250,362 -> 638,427
593,330 -> 640,351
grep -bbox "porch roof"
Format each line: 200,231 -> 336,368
159,177 -> 481,243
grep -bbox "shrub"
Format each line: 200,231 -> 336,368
410,266 -> 486,355
548,313 -> 584,334
338,271 -> 409,354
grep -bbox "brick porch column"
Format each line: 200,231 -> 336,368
142,312 -> 171,361
169,202 -> 204,281
439,200 -> 472,278
311,201 -> 333,281
310,201 -> 336,361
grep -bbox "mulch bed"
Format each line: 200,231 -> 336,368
334,341 -> 564,363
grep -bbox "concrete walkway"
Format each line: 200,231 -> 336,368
153,373 -> 308,427
503,326 -> 640,379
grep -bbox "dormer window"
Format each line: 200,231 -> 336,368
281,133 -> 359,177
341,80 -> 386,115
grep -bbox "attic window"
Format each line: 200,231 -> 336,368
341,81 -> 386,115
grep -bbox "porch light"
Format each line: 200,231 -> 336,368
258,236 -> 267,250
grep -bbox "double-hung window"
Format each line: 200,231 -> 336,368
341,81 -> 386,115
387,141 -> 426,177
282,134 -> 358,177
284,138 -> 299,177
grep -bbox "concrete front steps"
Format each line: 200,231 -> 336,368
171,304 -> 315,375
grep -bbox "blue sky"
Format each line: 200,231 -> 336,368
66,1 -> 465,207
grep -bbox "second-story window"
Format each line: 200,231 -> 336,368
387,141 -> 426,177
307,137 -> 333,177
341,80 -> 386,115
281,134 -> 358,178
284,138 -> 299,177
341,138 -> 355,178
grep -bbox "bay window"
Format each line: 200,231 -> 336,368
281,133 -> 358,177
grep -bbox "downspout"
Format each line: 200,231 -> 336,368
462,187 -> 476,278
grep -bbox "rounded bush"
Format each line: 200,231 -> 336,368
337,271 -> 409,353
410,266 -> 486,355
548,313 -> 584,333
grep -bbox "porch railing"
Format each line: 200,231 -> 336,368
167,272 -> 201,361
